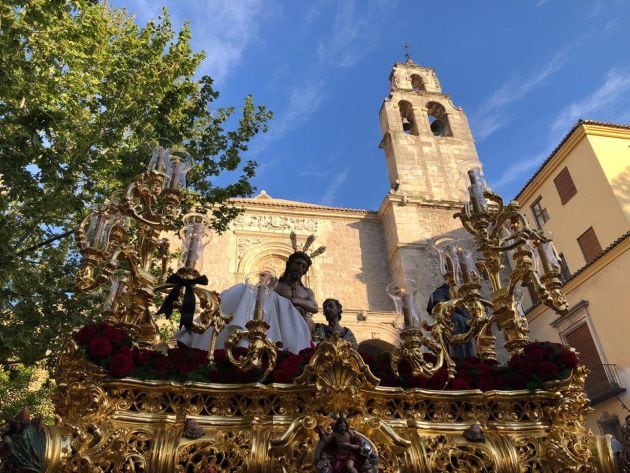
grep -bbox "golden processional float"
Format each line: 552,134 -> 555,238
1,146 -> 621,472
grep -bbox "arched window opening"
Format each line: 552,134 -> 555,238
410,74 -> 425,92
398,100 -> 418,135
426,102 -> 452,137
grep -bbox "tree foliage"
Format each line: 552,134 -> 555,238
0,0 -> 272,367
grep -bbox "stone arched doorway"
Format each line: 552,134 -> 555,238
358,338 -> 397,359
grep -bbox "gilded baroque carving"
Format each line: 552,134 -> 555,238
175,431 -> 252,472
294,334 -> 379,413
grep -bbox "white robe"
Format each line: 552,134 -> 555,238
176,283 -> 312,354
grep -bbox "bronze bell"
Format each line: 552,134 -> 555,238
402,117 -> 412,131
430,119 -> 445,136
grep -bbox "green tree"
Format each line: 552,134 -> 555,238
0,0 -> 272,367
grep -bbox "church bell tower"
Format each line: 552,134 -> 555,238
378,57 -> 482,307
379,58 -> 481,201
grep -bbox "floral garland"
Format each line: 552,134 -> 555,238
75,323 -> 579,390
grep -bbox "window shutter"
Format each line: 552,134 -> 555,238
553,167 -> 578,205
577,227 -> 603,264
565,324 -> 601,369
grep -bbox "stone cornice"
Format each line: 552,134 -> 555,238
227,198 -> 379,221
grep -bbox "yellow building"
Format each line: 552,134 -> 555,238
518,120 -> 630,438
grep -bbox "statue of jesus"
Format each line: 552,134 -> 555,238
273,251 -> 318,332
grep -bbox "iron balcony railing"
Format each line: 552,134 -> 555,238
586,363 -> 626,405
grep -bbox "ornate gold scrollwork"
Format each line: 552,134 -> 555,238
294,334 -> 379,413
175,431 -> 252,472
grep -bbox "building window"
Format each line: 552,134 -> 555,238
577,227 -> 603,264
564,323 -> 625,405
553,167 -> 578,205
558,252 -> 571,282
530,196 -> 549,229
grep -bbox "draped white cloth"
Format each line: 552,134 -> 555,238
176,283 -> 312,354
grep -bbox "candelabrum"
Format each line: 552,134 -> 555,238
387,279 -> 456,382
388,166 -> 569,377
435,167 -> 567,358
75,146 -> 215,346
224,271 -> 282,381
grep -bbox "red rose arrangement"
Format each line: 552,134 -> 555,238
75,322 -> 135,377
76,324 -> 579,389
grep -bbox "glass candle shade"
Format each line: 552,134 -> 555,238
147,146 -> 173,185
431,237 -> 462,286
536,231 -> 560,274
168,153 -> 193,191
84,210 -> 120,252
386,279 -> 424,329
456,246 -> 481,284
104,270 -> 130,314
244,271 -> 278,321
467,167 -> 488,213
178,213 -> 213,273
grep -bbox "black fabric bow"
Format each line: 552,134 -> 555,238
157,274 -> 208,330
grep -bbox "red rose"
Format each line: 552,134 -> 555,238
510,373 -> 528,389
525,341 -> 545,352
517,360 -> 536,376
508,355 -> 521,369
408,374 -> 429,389
76,325 -> 98,344
456,371 -> 474,385
481,358 -> 498,368
462,356 -> 481,370
133,349 -> 154,366
110,352 -> 135,378
167,347 -> 187,363
428,367 -> 449,389
213,349 -> 227,363
151,354 -> 172,374
101,325 -> 124,344
560,349 -> 579,368
177,360 -> 197,376
88,336 -> 112,359
477,375 -> 494,391
191,349 -> 208,365
537,361 -> 560,381
494,376 -> 510,390
525,348 -> 545,362
451,377 -> 471,390
379,373 -> 398,387
299,348 -> 316,364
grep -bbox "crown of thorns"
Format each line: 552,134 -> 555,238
289,231 -> 326,259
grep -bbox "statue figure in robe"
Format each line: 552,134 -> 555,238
426,283 -> 475,360
177,250 -> 318,354
313,298 -> 358,350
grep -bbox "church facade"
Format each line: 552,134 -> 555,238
201,58 -> 483,353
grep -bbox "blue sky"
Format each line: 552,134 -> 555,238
112,0 -> 630,210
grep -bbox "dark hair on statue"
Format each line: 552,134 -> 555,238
323,298 -> 342,321
332,415 -> 348,432
279,251 -> 312,283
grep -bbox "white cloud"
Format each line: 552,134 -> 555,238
550,68 -> 630,136
118,0 -> 265,82
471,50 -> 569,141
320,169 -> 349,205
317,0 -> 391,68
490,152 -> 547,191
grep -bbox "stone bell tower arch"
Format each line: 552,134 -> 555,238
377,57 -> 482,307
379,57 -> 481,201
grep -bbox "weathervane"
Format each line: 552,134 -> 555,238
403,41 -> 412,62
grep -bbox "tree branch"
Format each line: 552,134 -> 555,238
16,228 -> 77,256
